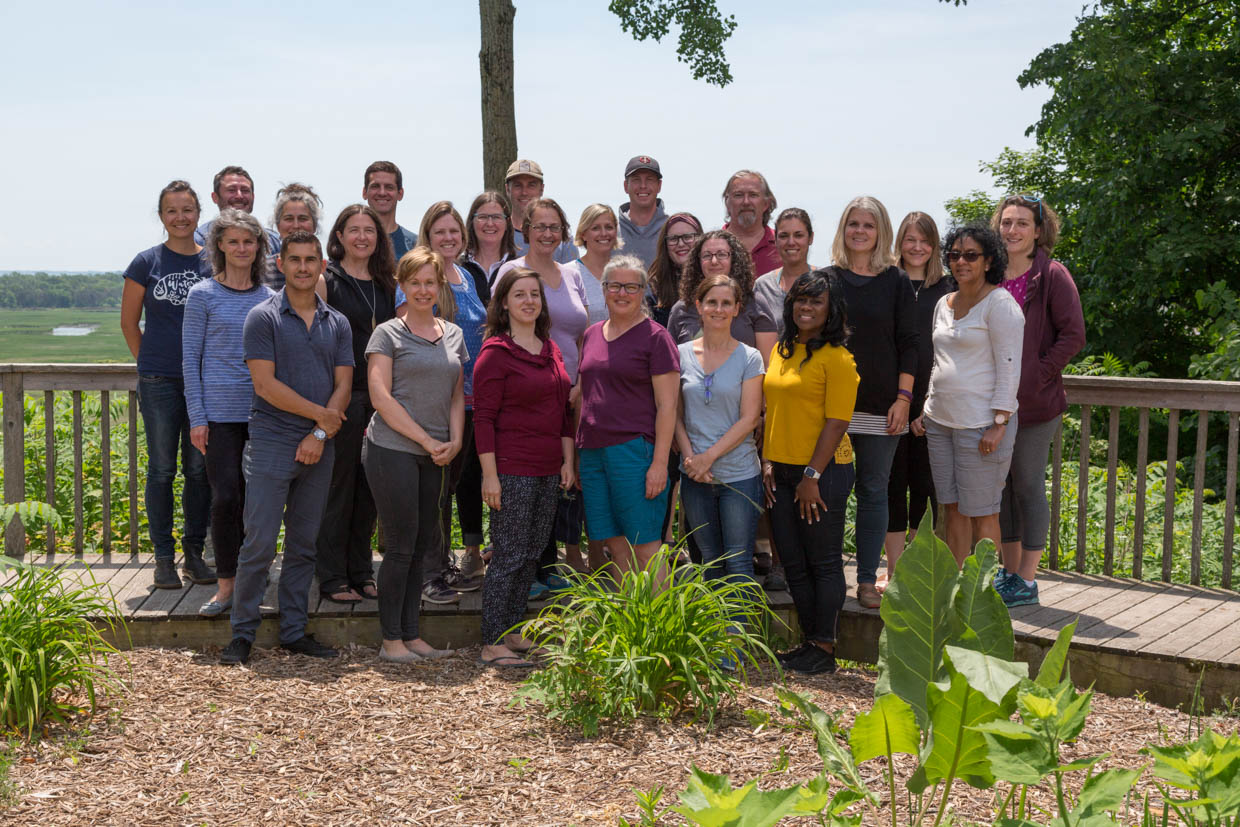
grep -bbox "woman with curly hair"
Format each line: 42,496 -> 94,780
913,223 -> 1024,566
315,204 -> 397,606
992,195 -> 1085,607
646,212 -> 702,328
827,196 -> 917,609
666,229 -> 777,361
267,183 -> 323,288
763,269 -> 858,675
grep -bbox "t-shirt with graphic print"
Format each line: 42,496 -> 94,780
124,243 -> 214,377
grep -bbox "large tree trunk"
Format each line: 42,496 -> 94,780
479,0 -> 517,193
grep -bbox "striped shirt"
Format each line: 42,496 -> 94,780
182,279 -> 275,428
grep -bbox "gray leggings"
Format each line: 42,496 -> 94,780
999,415 -> 1061,550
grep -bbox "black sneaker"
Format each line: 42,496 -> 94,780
443,564 -> 484,593
281,634 -> 338,659
788,645 -> 837,675
181,549 -> 217,585
422,576 -> 462,605
153,558 -> 183,590
219,637 -> 252,665
776,642 -> 813,667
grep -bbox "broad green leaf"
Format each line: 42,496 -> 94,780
778,689 -> 875,804
953,538 -> 1014,659
1053,681 -> 1093,743
908,657 -> 1004,793
877,513 -> 961,728
850,693 -> 920,763
1035,619 -> 1078,688
943,644 -> 1026,707
675,767 -> 810,827
1074,767 -> 1143,817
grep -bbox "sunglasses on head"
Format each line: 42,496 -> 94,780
1008,194 -> 1043,222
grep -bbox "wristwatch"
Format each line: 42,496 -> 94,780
312,427 -> 328,442
994,413 -> 1010,426
803,466 -> 822,480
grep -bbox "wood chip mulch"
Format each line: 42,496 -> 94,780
0,647 -> 1231,826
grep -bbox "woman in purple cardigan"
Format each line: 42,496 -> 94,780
991,195 -> 1085,608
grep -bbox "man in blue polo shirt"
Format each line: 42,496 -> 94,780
363,160 -> 419,260
219,231 -> 354,665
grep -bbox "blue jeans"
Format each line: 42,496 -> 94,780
679,474 -> 762,583
137,374 -> 210,561
850,433 -> 901,584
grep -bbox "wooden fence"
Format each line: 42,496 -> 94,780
2,365 -> 1239,588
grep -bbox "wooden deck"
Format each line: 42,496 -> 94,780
17,550 -> 1240,712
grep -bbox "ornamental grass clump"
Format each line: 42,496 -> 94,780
0,555 -> 127,738
514,548 -> 778,736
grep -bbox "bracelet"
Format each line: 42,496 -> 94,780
896,389 -> 913,403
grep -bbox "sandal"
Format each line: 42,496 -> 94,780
354,581 -> 379,600
322,588 -> 362,605
478,654 -> 534,669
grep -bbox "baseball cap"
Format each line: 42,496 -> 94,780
624,155 -> 661,179
505,159 -> 544,181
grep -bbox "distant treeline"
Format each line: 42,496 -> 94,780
0,272 -> 124,308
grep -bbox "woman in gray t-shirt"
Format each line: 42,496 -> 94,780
674,275 -> 765,583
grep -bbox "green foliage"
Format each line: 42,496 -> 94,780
0,308 -> 131,363
0,555 -> 126,738
669,767 -> 848,827
944,189 -> 994,226
1191,282 -> 1240,382
608,1 -> 737,87
0,272 -> 123,309
1143,728 -> 1240,825
514,549 -> 776,736
850,693 -> 920,765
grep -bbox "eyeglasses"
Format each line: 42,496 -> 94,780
605,282 -> 643,294
474,213 -> 506,223
531,223 -> 563,234
946,250 -> 985,263
1008,194 -> 1043,221
703,373 -> 715,405
700,251 -> 732,262
667,233 -> 700,247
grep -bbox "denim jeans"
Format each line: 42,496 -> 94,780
137,374 -> 210,561
769,460 -> 855,644
849,433 -> 901,584
679,474 -> 762,583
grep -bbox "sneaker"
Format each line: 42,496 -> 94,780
542,573 -> 572,592
422,577 -> 462,605
528,579 -> 551,601
993,566 -> 1009,590
219,637 -> 252,665
763,565 -> 788,592
281,634 -> 338,659
753,551 -> 773,576
776,642 -> 813,667
153,558 -> 182,590
856,582 -> 882,609
1000,577 -> 1039,608
443,565 -> 484,593
788,645 -> 837,675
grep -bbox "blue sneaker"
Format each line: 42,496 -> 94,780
542,573 -> 572,592
528,579 -> 551,601
1000,577 -> 1039,608
993,566 -> 1009,590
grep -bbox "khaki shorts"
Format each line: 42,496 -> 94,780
923,415 -> 1018,517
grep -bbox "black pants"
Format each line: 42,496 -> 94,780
316,390 -> 378,594
483,474 -> 559,643
887,430 -> 939,534
364,441 -> 445,641
438,410 -> 484,576
769,460 -> 855,644
204,421 -> 248,579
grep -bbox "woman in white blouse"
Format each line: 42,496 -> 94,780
912,224 -> 1024,565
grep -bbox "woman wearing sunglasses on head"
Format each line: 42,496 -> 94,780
991,196 -> 1085,608
912,224 -> 1024,567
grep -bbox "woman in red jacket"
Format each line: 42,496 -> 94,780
473,267 -> 576,668
992,195 -> 1086,608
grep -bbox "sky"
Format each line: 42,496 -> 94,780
0,0 -> 1086,271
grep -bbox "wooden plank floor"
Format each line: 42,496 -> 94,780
13,551 -> 1240,710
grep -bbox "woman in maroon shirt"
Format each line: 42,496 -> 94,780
473,267 -> 576,668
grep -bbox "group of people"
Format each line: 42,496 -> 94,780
121,157 -> 1084,673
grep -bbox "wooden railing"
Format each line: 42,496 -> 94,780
2,365 -> 1238,589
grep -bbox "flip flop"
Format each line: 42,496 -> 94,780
478,654 -> 535,669
321,589 -> 362,605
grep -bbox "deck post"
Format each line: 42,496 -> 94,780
2,370 -> 27,556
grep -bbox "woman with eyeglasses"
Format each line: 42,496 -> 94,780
754,208 -> 815,338
675,274 -> 765,584
496,198 -> 590,593
646,212 -> 703,328
826,196 -> 917,610
992,196 -> 1085,607
267,183 -> 323,288
883,212 -> 953,585
912,224 -> 1024,566
461,191 -> 517,289
577,255 -> 680,578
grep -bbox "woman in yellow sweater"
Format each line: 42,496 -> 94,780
763,269 -> 859,675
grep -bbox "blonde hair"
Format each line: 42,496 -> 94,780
894,211 -> 945,287
830,196 -> 896,273
396,248 -> 455,322
573,203 -> 624,250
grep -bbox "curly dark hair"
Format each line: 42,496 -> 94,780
777,269 -> 850,366
942,223 -> 1007,285
679,229 -> 755,305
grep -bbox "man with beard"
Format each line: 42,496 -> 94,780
722,170 -> 780,276
363,160 -> 419,260
196,165 -> 281,253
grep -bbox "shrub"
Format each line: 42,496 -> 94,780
514,548 -> 777,736
0,554 -> 127,738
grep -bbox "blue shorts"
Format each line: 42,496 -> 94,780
579,436 -> 669,547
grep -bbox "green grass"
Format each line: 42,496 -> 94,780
0,307 -> 131,363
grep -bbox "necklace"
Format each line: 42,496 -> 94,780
352,273 -> 376,331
